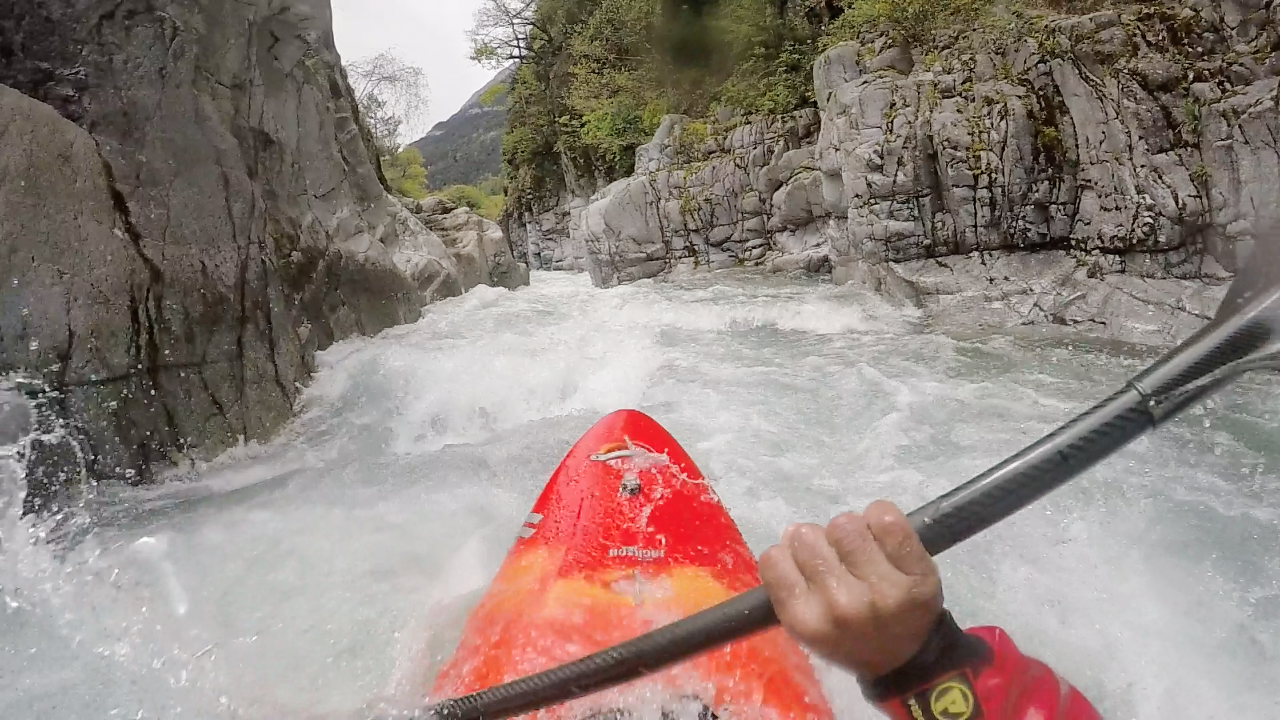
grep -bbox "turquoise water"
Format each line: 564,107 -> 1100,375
2,270 -> 1277,718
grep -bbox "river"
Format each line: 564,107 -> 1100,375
2,270 -> 1278,719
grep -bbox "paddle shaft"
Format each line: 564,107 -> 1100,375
420,279 -> 1280,720
419,391 -> 1164,720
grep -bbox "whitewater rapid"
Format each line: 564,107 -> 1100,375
2,271 -> 1278,719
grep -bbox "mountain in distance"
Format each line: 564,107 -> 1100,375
411,64 -> 514,190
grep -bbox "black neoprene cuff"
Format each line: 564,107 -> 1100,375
859,610 -> 994,703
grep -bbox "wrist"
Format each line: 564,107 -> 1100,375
858,609 -> 993,703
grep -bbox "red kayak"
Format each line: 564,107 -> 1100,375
430,409 -> 835,718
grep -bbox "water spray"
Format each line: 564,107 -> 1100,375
411,240 -> 1280,720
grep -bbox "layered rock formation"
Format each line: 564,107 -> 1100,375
510,198 -> 582,273
413,198 -> 532,291
558,1 -> 1280,345
574,110 -> 832,287
0,0 -> 527,491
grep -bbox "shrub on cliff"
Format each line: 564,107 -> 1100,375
382,147 -> 430,200
824,0 -> 1001,48
434,183 -> 506,220
563,0 -> 668,176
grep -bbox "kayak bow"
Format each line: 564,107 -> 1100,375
428,410 -> 835,719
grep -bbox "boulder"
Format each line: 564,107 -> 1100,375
417,206 -> 532,291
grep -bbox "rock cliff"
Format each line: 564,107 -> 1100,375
557,1 -> 1280,345
574,110 -> 830,286
413,198 -> 532,291
0,0 -> 528,493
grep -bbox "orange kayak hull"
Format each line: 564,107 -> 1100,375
430,409 -> 834,719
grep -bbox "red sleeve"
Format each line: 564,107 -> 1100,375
860,612 -> 1102,720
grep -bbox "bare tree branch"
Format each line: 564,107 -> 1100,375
468,0 -> 555,68
345,50 -> 430,155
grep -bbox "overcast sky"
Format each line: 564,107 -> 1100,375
331,0 -> 494,139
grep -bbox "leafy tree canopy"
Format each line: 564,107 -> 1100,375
382,146 -> 430,200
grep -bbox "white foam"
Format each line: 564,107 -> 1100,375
1,270 -> 1277,718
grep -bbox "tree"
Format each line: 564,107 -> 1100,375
478,80 -> 511,107
435,184 -> 505,220
382,147 -> 430,199
467,0 -> 549,69
345,51 -> 431,157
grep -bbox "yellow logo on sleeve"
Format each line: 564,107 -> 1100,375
928,679 -> 976,720
903,673 -> 982,720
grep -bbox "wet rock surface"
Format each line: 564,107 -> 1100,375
0,0 -> 527,490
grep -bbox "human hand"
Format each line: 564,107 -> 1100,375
759,500 -> 944,681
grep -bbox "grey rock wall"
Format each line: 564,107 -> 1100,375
574,111 -> 831,288
510,196 -> 586,273
561,2 -> 1280,345
819,8 -> 1263,343
0,0 -> 527,490
413,199 -> 532,291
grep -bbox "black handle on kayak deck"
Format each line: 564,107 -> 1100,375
414,269 -> 1280,720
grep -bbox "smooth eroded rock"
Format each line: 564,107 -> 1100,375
0,0 -> 528,488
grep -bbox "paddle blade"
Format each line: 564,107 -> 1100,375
1216,229 -> 1280,322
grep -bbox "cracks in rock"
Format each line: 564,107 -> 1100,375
993,95 -> 1016,250
57,290 -> 75,390
1052,83 -> 1086,248
647,176 -> 677,273
95,141 -> 155,276
143,285 -> 177,443
56,360 -> 243,389
95,138 -> 177,448
967,114 -> 984,255
127,284 -> 145,393
232,227 -> 252,439
194,303 -> 236,443
259,257 -> 294,407
1259,118 -> 1280,170
1108,280 -> 1212,321
149,7 -> 184,98
195,100 -> 255,441
310,185 -> 339,202
198,67 -> 234,94
94,0 -> 142,29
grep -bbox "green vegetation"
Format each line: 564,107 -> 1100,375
475,0 -> 840,206
381,147 -> 429,199
433,179 -> 506,220
478,82 -> 510,107
825,0 -> 992,48
1183,98 -> 1202,135
477,0 -> 1114,219
1036,125 -> 1063,157
674,120 -> 709,160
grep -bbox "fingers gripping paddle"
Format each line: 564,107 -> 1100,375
413,238 -> 1280,720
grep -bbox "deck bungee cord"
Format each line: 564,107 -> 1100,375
408,239 -> 1280,720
